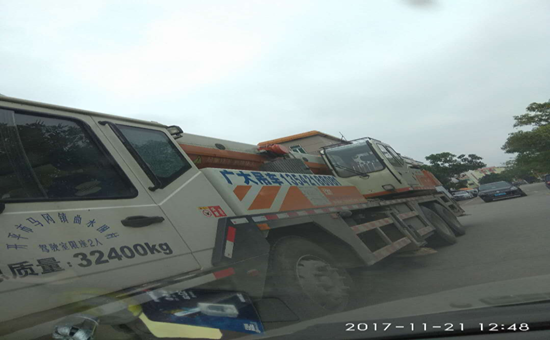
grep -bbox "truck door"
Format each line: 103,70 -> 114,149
93,118 -> 235,268
373,142 -> 420,187
0,108 -> 200,323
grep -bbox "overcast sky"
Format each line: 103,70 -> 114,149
1,0 -> 549,166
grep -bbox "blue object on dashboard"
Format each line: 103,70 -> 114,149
142,289 -> 264,334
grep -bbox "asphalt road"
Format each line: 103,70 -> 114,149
348,182 -> 550,309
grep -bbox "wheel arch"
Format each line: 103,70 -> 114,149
266,222 -> 365,269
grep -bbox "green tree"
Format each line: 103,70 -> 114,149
423,152 -> 486,189
478,173 -> 507,185
511,101 -> 550,127
499,159 -> 534,182
449,179 -> 469,190
503,100 -> 550,174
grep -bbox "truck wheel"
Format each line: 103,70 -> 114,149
420,207 -> 457,246
266,236 -> 352,320
431,204 -> 466,236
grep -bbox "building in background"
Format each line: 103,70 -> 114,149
258,130 -> 343,155
459,167 -> 506,188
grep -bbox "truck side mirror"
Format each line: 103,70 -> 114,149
167,125 -> 184,137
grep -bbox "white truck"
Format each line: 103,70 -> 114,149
0,96 -> 464,339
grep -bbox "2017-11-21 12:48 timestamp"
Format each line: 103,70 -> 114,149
345,322 -> 530,332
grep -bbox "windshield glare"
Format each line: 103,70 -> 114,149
325,142 -> 384,177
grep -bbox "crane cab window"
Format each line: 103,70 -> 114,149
0,110 -> 137,201
116,125 -> 192,188
387,146 -> 405,164
377,144 -> 403,167
325,142 -> 384,177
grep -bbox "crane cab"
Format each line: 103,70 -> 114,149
320,138 -> 438,198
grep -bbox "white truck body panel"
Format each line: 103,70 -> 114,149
177,132 -> 260,154
93,116 -> 235,254
201,168 -> 367,216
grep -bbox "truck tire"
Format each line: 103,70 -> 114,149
265,236 -> 352,320
431,204 -> 466,236
420,207 -> 457,246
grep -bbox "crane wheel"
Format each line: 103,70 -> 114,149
431,204 -> 466,236
265,236 -> 353,320
420,207 -> 457,246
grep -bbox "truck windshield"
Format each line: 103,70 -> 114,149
325,142 -> 384,177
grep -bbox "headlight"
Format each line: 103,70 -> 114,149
510,186 -> 518,190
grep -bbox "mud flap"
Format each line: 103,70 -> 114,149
212,216 -> 270,267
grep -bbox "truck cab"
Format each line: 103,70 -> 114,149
0,97 -> 239,334
320,137 -> 437,198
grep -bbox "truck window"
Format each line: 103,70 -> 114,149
387,146 -> 405,165
377,144 -> 402,167
116,125 -> 192,188
325,142 -> 384,177
0,111 -> 137,201
290,145 -> 307,154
